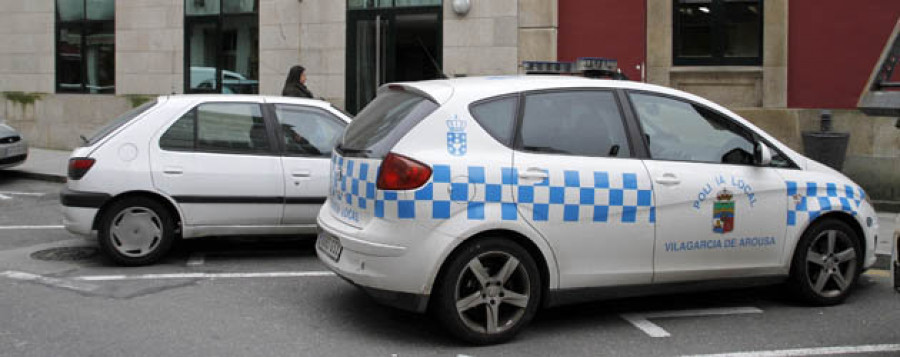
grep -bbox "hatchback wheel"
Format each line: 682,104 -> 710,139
789,219 -> 861,305
433,238 -> 541,345
98,197 -> 175,266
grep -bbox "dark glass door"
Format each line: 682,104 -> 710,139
346,8 -> 442,114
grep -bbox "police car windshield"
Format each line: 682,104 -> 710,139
341,90 -> 438,158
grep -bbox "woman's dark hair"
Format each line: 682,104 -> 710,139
284,65 -> 305,87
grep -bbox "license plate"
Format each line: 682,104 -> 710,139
317,233 -> 343,262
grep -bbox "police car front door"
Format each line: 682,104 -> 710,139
628,92 -> 787,283
512,90 -> 655,289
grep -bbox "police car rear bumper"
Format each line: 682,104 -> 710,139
316,210 -> 436,310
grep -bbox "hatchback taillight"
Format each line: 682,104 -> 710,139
376,153 -> 432,190
68,158 -> 95,180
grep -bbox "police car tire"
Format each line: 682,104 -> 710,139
788,219 -> 862,306
432,237 -> 541,345
98,197 -> 176,267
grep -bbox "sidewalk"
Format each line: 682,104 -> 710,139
2,147 -> 897,256
5,147 -> 69,183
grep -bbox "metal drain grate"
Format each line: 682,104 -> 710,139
30,247 -> 98,261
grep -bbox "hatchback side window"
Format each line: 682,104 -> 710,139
160,110 -> 195,151
518,91 -> 631,158
195,103 -> 269,153
470,96 -> 518,146
629,93 -> 756,165
274,105 -> 345,157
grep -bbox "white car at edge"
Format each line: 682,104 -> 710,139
62,95 -> 349,265
316,76 -> 879,344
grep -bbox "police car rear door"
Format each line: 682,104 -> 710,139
626,91 -> 787,283
511,89 -> 656,289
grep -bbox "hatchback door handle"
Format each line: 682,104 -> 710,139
292,170 -> 311,178
163,167 -> 183,175
655,173 -> 680,185
519,168 -> 549,180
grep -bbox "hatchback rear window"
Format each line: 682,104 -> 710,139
82,100 -> 158,147
341,90 -> 437,157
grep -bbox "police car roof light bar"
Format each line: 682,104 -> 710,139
522,58 -> 628,80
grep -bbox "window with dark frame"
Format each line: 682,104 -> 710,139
56,0 -> 115,94
185,0 -> 259,94
673,0 -> 762,66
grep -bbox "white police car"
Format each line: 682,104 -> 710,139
316,76 -> 879,344
62,95 -> 349,265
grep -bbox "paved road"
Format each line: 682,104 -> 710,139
0,177 -> 898,357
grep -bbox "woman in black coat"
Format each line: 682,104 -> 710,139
282,65 -> 314,98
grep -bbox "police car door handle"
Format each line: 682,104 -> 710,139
519,169 -> 549,180
655,173 -> 680,186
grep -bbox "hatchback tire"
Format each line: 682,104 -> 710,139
98,197 -> 176,266
788,219 -> 862,305
432,237 -> 541,345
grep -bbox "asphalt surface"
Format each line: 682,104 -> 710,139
0,177 -> 898,357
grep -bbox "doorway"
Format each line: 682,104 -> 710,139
346,6 -> 442,114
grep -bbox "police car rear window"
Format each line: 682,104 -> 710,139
341,90 -> 438,157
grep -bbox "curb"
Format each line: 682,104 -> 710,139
6,170 -> 67,183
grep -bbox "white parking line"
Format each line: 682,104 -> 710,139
681,343 -> 900,357
72,271 -> 336,281
621,307 -> 763,338
0,271 -> 99,293
186,253 -> 205,267
0,225 -> 64,230
0,191 -> 47,196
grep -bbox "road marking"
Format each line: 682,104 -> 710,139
681,343 -> 900,357
0,191 -> 47,196
0,194 -> 10,200
72,271 -> 336,281
0,270 -> 99,293
0,225 -> 64,230
186,253 -> 205,267
621,307 -> 763,338
864,269 -> 890,277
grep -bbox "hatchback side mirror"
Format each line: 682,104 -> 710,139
754,142 -> 772,166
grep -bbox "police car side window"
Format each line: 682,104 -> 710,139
519,91 -> 631,158
469,96 -> 518,146
629,93 -> 756,165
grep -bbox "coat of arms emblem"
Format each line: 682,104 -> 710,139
713,189 -> 735,233
446,115 -> 467,156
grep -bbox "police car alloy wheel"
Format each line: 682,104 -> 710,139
98,197 -> 176,266
433,238 -> 541,345
789,219 -> 861,305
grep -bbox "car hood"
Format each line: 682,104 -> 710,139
0,124 -> 19,138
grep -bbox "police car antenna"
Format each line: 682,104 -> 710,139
416,37 -> 449,80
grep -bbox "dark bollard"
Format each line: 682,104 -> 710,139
802,110 -> 850,171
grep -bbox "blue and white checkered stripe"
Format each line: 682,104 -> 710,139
786,181 -> 864,226
330,155 -> 380,212
332,155 -> 654,223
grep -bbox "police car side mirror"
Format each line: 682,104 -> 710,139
754,142 -> 772,166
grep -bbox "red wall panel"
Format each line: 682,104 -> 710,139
789,1 -> 900,108
558,0 -> 646,81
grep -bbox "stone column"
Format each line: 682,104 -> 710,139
116,0 -> 183,95
259,0 -> 302,96
762,0 -> 788,108
518,0 -> 558,65
443,0 -> 519,77
298,0 -> 345,107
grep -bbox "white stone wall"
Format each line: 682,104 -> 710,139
298,0 -> 346,108
259,0 -> 302,96
442,0 -> 519,77
115,0 -> 184,95
0,0 -> 55,93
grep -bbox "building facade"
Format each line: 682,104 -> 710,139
0,0 -> 897,202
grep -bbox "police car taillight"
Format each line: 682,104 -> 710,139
377,153 -> 432,190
